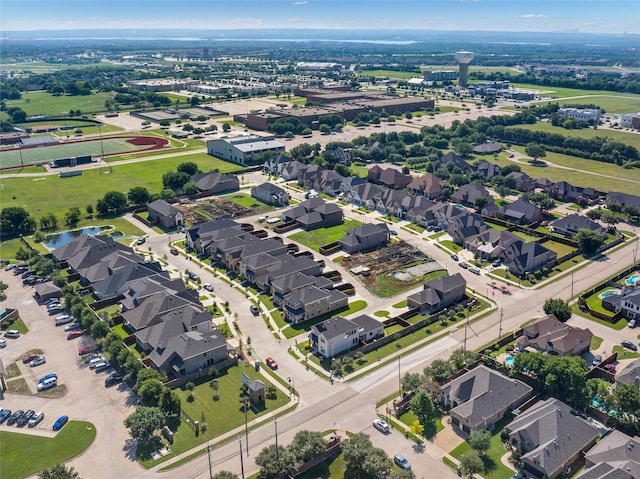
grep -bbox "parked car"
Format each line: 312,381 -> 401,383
450,254 -> 459,261
4,263 -> 16,271
17,409 -> 35,427
30,355 -> 46,367
93,360 -> 110,372
203,283 -> 214,292
629,319 -> 636,328
393,454 -> 411,470
265,357 -> 278,370
7,410 -> 24,426
469,266 -> 481,275
389,230 -> 398,236
64,322 -> 81,332
188,271 -> 199,281
373,418 -> 390,433
250,304 -> 260,316
459,262 -> 468,269
38,377 -> 58,391
23,353 -> 39,364
4,330 -> 20,339
105,372 -> 123,387
89,356 -> 106,368
136,237 -> 146,245
622,340 -> 638,351
67,330 -> 84,340
0,339 -> 6,348
52,415 -> 69,431
492,260 -> 502,268
48,306 -> 65,316
592,354 -> 603,367
28,411 -> 44,427
39,373 -> 58,383
170,248 -> 179,255
55,314 -> 73,326
0,408 -> 11,424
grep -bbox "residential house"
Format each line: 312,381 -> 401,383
147,200 -> 184,229
135,304 -> 213,352
440,152 -> 470,172
148,329 -> 232,378
516,314 -> 593,356
263,154 -> 292,176
548,181 -> 593,203
309,314 -> 384,358
536,178 -> 554,191
615,358 -> 640,388
447,212 -> 485,246
506,398 -> 599,479
281,197 -> 343,230
338,223 -> 389,254
33,282 -> 62,302
451,183 -> 495,208
279,160 -> 307,181
602,288 -> 640,321
440,365 -> 533,434
407,273 -> 467,313
347,183 -> 385,208
607,192 -> 640,211
549,214 -> 606,238
91,262 -> 168,300
283,285 -> 348,324
338,176 -> 366,198
250,182 -> 290,206
378,167 -> 412,190
474,161 -> 501,181
507,172 -> 536,192
406,173 -> 443,199
498,197 -> 542,224
185,218 -> 242,252
465,228 -> 520,261
367,165 -> 384,183
51,233 -> 115,263
120,291 -> 193,332
577,430 -> 640,479
473,142 -> 503,155
373,188 -> 409,217
271,272 -> 332,308
498,238 -> 557,276
191,171 -> 240,194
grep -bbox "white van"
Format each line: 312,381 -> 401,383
37,377 -> 57,391
4,330 -> 20,339
55,315 -> 73,326
89,357 -> 106,369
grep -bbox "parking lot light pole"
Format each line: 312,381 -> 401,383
206,442 -> 212,479
238,436 -> 245,479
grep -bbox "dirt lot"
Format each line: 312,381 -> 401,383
342,241 -> 430,278
178,198 -> 252,224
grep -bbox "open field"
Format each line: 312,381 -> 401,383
487,149 -> 640,195
358,69 -> 422,80
0,421 -> 96,479
3,91 -> 118,118
0,153 -> 239,223
0,60 -> 114,73
510,83 -> 640,113
509,122 -> 640,149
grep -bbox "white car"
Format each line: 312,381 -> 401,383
373,418 -> 390,433
0,339 -> 6,348
203,283 -> 214,292
30,356 -> 46,367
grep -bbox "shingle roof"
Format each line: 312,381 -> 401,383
148,199 -> 181,217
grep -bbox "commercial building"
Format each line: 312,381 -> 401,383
558,108 -> 602,123
207,135 -> 285,166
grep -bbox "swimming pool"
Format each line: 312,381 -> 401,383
600,290 -> 619,299
625,275 -> 640,286
505,355 -> 515,367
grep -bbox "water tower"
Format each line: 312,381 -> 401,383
455,51 -> 474,87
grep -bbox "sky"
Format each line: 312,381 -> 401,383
0,0 -> 637,35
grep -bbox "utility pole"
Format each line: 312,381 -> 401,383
238,436 -> 245,479
275,418 -> 279,462
498,308 -> 503,339
464,306 -> 470,351
244,398 -> 249,455
206,442 -> 212,479
571,271 -> 574,299
398,355 -> 401,397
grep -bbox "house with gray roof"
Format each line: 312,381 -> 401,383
51,234 -> 114,263
498,197 -> 542,224
347,182 -> 385,208
615,358 -> 640,389
407,173 -> 443,199
516,314 -> 593,356
135,304 -> 213,352
147,200 -> 184,229
339,223 -> 389,254
549,214 -> 606,238
283,285 -> 348,324
576,430 -> 640,479
191,171 -> 240,194
601,288 -> 640,321
309,314 -> 383,358
282,197 -> 343,231
440,151 -> 470,172
440,365 -> 533,434
506,398 -> 599,479
474,161 -> 502,180
186,218 -> 242,252
407,273 -> 467,313
499,240 -> 557,277
91,262 -> 167,300
506,172 -> 536,192
473,142 -> 503,155
148,329 -> 232,377
451,183 -> 495,208
33,281 -> 61,302
607,192 -> 640,211
120,290 -> 192,332
251,182 -> 289,206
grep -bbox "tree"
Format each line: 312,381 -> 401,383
401,372 -> 422,393
97,191 -> 128,216
525,143 -> 546,161
496,185 -> 511,198
450,348 -> 477,370
159,388 -> 181,416
123,406 -> 165,441
65,207 -> 81,227
255,444 -> 297,479
409,390 -> 437,430
38,464 -> 81,479
222,122 -> 231,132
343,433 -> 392,479
543,298 -> 572,322
138,378 -> 164,407
423,358 -> 455,382
213,473 -> 239,479
1,206 -> 36,237
289,430 -> 326,462
459,451 -> 484,478
162,171 -> 190,191
409,419 -> 424,437
541,356 -> 588,407
319,124 -> 331,135
474,196 -> 488,211
127,186 -> 151,206
574,229 -> 605,255
468,429 -> 492,455
601,211 -> 619,226
86,204 -> 94,217
388,470 -> 416,479
177,162 -> 199,176
135,368 -> 163,391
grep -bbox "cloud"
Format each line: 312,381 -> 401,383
227,17 -> 264,27
88,16 -> 104,22
521,14 -> 547,18
292,1 -> 307,4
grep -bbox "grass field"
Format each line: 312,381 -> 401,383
1,137 -> 161,168
357,69 -> 422,80
508,122 -> 640,149
542,240 -> 577,257
0,421 -> 96,478
510,83 -> 640,113
224,193 -> 281,215
288,219 -> 362,251
3,91 -> 118,118
0,153 -> 239,225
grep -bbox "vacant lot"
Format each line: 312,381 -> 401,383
4,91 -> 117,118
289,219 -> 362,251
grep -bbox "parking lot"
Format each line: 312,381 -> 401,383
0,269 -> 140,478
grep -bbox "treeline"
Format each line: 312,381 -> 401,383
469,71 -> 640,95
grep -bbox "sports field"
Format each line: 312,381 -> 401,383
0,136 -> 169,168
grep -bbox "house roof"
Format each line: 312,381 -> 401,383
253,182 -> 286,195
616,358 -> 640,388
517,314 -> 593,355
311,314 -> 381,341
583,430 -> 640,469
550,214 -> 606,234
339,223 -> 389,248
499,197 -> 541,222
192,172 -> 239,192
149,329 -> 228,371
135,305 -> 212,350
34,281 -> 61,296
148,199 -> 181,218
52,234 -> 114,262
186,218 -> 241,243
473,142 -> 503,154
507,398 -> 599,479
121,290 -> 191,330
440,151 -> 470,170
442,365 -> 532,430
607,192 -> 640,210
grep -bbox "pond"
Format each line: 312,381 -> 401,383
43,226 -> 123,250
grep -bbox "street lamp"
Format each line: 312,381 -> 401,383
206,442 -> 212,479
238,436 -> 245,479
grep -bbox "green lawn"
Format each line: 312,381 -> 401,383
613,345 -> 640,359
542,240 -> 577,257
5,91 -> 118,117
224,193 -> 281,215
429,231 -> 447,240
0,421 -> 96,479
288,219 -> 362,251
0,154 -> 237,227
511,122 -> 640,149
366,268 -> 448,298
392,299 -> 408,308
357,69 -> 422,80
512,231 -> 539,242
282,300 -> 368,339
440,240 -> 463,253
297,450 -> 347,479
140,364 -> 291,468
